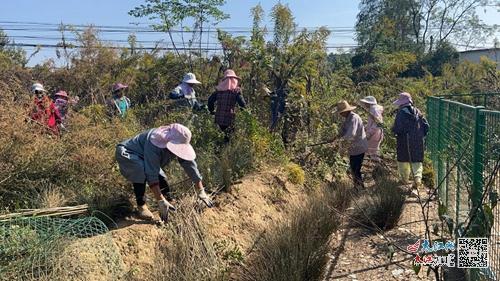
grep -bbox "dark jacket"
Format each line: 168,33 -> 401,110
392,104 -> 429,162
208,89 -> 246,127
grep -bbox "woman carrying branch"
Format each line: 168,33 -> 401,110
208,69 -> 246,143
115,123 -> 213,221
336,100 -> 368,188
360,96 -> 384,162
391,92 -> 429,187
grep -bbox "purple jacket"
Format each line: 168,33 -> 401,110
392,105 -> 429,162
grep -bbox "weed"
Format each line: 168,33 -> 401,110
351,179 -> 406,232
285,162 -> 305,185
239,184 -> 348,281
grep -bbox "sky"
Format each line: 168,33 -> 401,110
0,0 -> 498,66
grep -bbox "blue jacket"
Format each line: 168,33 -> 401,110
392,105 -> 429,162
116,129 -> 202,184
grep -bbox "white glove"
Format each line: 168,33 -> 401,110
158,199 -> 176,221
198,189 -> 213,208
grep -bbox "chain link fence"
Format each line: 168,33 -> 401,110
427,94 -> 500,280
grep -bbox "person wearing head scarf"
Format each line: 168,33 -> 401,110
29,83 -> 62,135
207,69 -> 246,142
169,73 -> 204,111
336,100 -> 368,188
108,83 -> 131,118
391,92 -> 429,187
115,123 -> 213,221
359,96 -> 384,162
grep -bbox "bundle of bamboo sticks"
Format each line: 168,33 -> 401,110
0,204 -> 88,221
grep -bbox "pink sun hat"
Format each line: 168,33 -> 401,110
393,92 -> 413,106
222,69 -> 240,80
55,90 -> 69,98
112,83 -> 128,93
149,124 -> 196,161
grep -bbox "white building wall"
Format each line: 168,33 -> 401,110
459,49 -> 500,69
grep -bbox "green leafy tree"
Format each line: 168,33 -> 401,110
356,0 -> 497,55
0,29 -> 27,66
129,0 -> 229,70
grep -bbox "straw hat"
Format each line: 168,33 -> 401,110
182,73 -> 202,84
335,100 -> 357,114
150,124 -> 196,161
360,96 -> 377,105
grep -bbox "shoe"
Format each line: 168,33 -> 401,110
137,205 -> 155,221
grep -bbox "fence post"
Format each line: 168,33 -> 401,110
471,106 -> 485,235
437,98 -> 445,203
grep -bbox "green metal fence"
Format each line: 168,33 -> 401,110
427,94 -> 500,280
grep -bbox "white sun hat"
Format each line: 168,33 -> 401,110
360,96 -> 378,105
31,83 -> 47,93
182,73 -> 202,84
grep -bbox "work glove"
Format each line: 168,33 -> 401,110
158,199 -> 176,222
198,189 -> 213,208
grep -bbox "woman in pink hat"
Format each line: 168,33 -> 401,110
115,123 -> 213,221
207,69 -> 246,142
107,83 -> 131,118
391,92 -> 429,187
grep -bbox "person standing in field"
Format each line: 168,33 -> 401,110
208,69 -> 246,142
391,92 -> 429,187
359,96 -> 384,162
115,123 -> 213,221
108,83 -> 131,118
29,83 -> 62,135
169,73 -> 205,111
336,100 -> 368,188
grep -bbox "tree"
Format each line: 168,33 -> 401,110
0,29 -> 27,66
356,0 -> 498,55
129,0 -> 229,70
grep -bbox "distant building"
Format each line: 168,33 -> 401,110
459,48 -> 499,69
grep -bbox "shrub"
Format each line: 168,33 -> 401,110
285,162 -> 305,185
239,182 -> 349,281
351,179 -> 406,232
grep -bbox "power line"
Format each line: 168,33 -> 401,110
5,42 -> 360,51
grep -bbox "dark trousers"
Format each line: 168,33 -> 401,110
133,176 -> 170,206
349,153 -> 365,187
219,125 -> 234,143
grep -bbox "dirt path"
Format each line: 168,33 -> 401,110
324,176 -> 439,281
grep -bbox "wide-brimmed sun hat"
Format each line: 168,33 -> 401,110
393,92 -> 413,106
150,123 -> 196,161
55,90 -> 69,98
360,96 -> 377,105
222,69 -> 240,80
112,83 -> 128,93
335,100 -> 357,114
31,83 -> 47,93
182,73 -> 202,84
